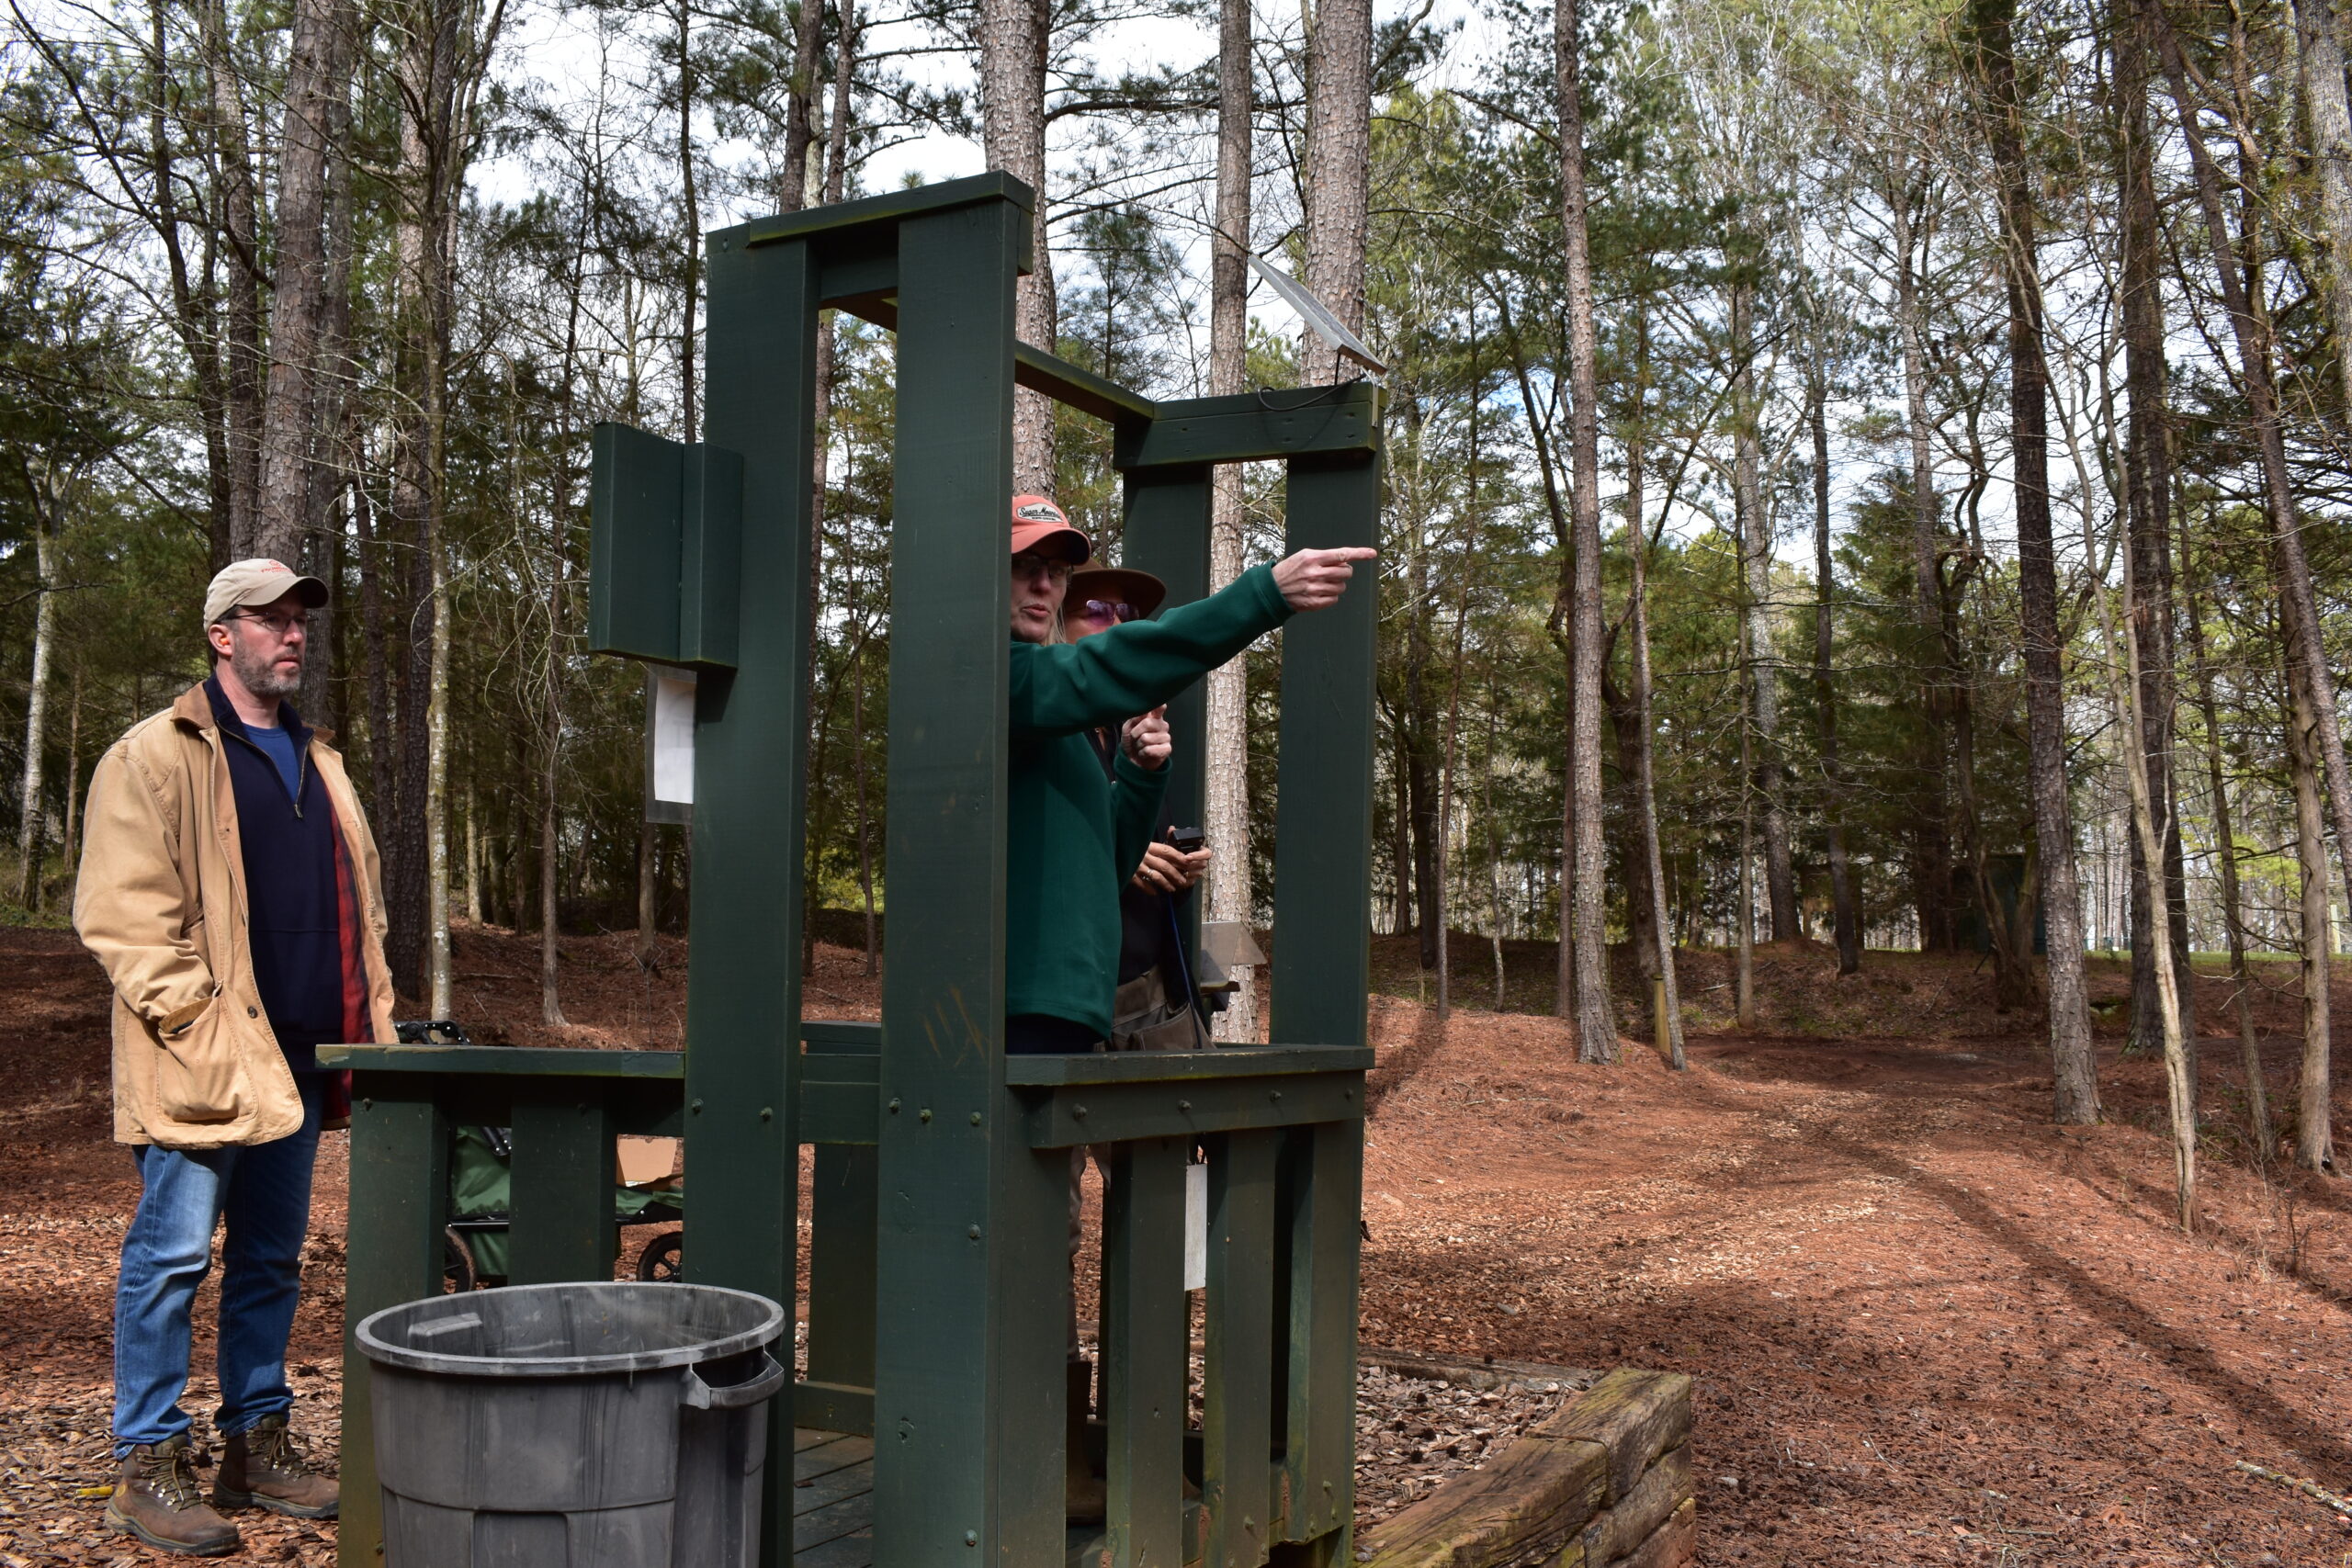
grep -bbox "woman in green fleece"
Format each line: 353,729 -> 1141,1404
1001,493 -> 1374,1054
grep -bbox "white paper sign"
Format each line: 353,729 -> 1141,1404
652,674 -> 696,807
1184,1160 -> 1208,1292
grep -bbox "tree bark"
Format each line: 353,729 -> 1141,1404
2290,676 -> 2336,1173
1555,0 -> 1617,1060
254,0 -> 349,564
779,0 -> 825,211
194,0 -> 263,556
2287,0 -> 2352,413
1810,339 -> 1860,973
1975,0 -> 2101,1122
1206,0 -> 1257,1040
981,0 -> 1057,489
16,498 -> 57,909
1731,279 -> 1795,942
1301,0 -> 1371,386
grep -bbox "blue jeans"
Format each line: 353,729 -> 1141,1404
114,1073 -> 325,1456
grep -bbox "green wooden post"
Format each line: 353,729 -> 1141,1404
1103,1136 -> 1188,1568
506,1089 -> 617,1284
337,1086 -> 447,1566
686,223 -> 820,1568
805,1142 -> 879,1428
1276,1122 -> 1363,1549
1204,1129 -> 1279,1568
871,186 -> 1068,1568
1270,446 -> 1381,1051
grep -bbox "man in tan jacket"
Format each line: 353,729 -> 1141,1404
76,558 -> 394,1556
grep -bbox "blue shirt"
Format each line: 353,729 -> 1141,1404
245,722 -> 303,801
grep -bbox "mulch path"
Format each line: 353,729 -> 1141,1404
6,921 -> 2352,1564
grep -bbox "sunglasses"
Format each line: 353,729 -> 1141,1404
1077,599 -> 1140,624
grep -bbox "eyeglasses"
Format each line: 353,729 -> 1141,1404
1011,553 -> 1073,585
1078,599 -> 1139,624
229,609 -> 311,637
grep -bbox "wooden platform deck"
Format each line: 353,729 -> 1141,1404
792,1429 -> 877,1568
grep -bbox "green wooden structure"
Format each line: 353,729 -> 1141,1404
324,173 -> 1382,1568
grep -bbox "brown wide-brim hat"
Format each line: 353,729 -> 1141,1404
203,558 -> 328,629
1009,494 -> 1091,564
1067,567 -> 1168,622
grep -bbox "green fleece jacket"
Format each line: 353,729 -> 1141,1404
1009,562 -> 1294,1038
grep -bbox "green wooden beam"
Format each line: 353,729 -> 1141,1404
1115,386 -> 1381,471
1005,1045 -> 1370,1087
1015,1072 -> 1363,1150
1275,1122 -> 1362,1551
690,225 -> 822,1568
737,170 -> 1034,251
872,190 -> 1068,1568
1205,1130 -> 1280,1568
336,1087 -> 447,1568
319,1044 -> 684,1079
1104,1136 -> 1188,1568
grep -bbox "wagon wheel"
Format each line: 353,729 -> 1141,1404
443,1228 -> 479,1292
636,1231 -> 684,1283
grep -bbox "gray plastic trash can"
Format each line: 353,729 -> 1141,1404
356,1281 -> 787,1567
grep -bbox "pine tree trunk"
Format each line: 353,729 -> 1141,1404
982,0 -> 1057,489
2290,673 -> 2335,1172
1731,280 -> 1795,942
145,0 -> 234,570
1811,345 -> 1860,974
1977,0 -> 2100,1122
254,0 -> 348,564
1206,0 -> 1256,1040
2288,0 -> 2352,407
196,0 -> 263,555
16,508 -> 56,909
778,0 -> 824,210
1555,0 -> 1616,1060
427,541 -> 453,1018
2119,0 -> 2194,1064
1300,0 -> 1371,387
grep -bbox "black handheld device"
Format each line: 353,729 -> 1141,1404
1170,827 -> 1207,853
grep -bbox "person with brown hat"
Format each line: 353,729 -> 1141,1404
75,558 -> 394,1554
1064,566 -> 1212,1051
1004,495 -> 1372,1055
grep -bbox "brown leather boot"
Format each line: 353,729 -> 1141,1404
212,1413 -> 339,1519
104,1434 -> 240,1556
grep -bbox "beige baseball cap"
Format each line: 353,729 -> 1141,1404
203,558 -> 328,629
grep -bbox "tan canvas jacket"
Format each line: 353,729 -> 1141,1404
74,682 -> 395,1147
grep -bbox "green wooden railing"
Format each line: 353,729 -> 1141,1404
330,172 -> 1381,1568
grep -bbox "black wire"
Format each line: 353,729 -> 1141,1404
1253,378 -> 1363,413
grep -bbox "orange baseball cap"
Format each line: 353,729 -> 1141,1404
1009,494 -> 1091,564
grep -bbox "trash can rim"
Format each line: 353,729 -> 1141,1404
355,1280 -> 786,1378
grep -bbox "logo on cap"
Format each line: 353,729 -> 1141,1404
1014,501 -> 1067,525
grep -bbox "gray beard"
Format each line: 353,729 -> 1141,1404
230,640 -> 302,701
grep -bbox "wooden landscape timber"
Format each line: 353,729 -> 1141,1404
1358,1368 -> 1694,1568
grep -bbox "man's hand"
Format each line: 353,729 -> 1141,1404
1132,836 -> 1211,894
1272,547 -> 1379,611
1121,706 -> 1171,771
